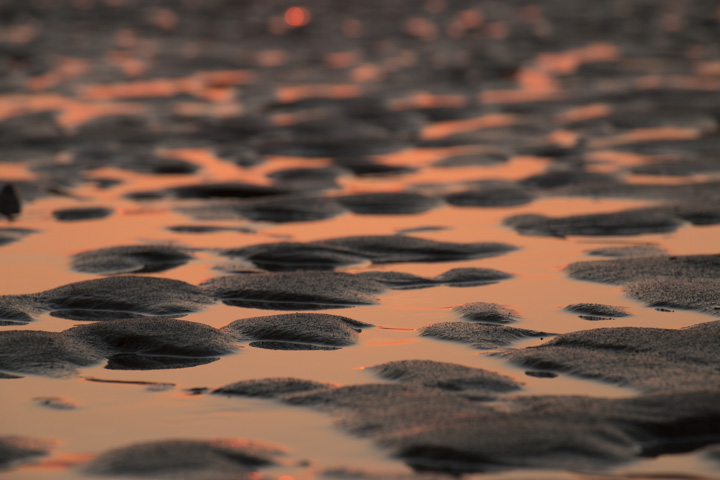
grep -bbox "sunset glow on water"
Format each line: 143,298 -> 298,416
1,1 -> 720,479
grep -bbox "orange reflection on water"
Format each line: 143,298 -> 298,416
23,453 -> 96,471
173,101 -> 243,118
275,84 -> 362,103
28,57 -> 90,92
588,126 -> 702,149
555,103 -> 611,124
284,6 -> 311,28
479,89 -> 563,104
79,70 -> 253,102
389,92 -> 467,111
325,50 -> 362,69
0,93 -> 145,129
535,42 -> 620,75
421,113 -> 516,140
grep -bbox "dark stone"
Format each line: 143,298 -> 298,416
421,322 -> 551,349
71,245 -> 193,275
221,313 -> 372,347
452,302 -> 520,324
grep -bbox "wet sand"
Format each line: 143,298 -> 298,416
1,1 -> 720,479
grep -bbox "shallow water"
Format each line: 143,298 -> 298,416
2,1 -> 720,479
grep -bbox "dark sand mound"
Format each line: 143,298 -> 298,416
230,380 -> 720,474
35,276 -> 215,320
368,360 -> 521,395
221,313 -> 372,349
0,317 -> 236,377
563,303 -> 631,320
221,235 -> 517,271
0,331 -> 104,378
566,254 -> 720,315
421,322 -> 551,350
0,436 -> 54,468
624,277 -> 720,317
84,439 -> 282,479
357,268 -> 513,289
452,302 -> 521,324
0,228 -> 35,247
504,209 -> 683,237
214,378 -> 336,398
222,242 -> 367,271
585,245 -> 666,257
64,317 -> 237,358
202,272 -> 385,310
502,321 -> 720,392
444,184 -> 535,207
315,235 -> 517,264
52,207 -> 113,221
335,192 -> 441,215
565,254 -> 720,284
71,245 -> 194,275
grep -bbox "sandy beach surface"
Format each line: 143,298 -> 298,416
1,1 -> 720,479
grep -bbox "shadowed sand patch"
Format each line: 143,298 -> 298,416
421,322 -> 551,349
177,196 -> 346,223
585,244 -> 666,257
444,184 -> 535,207
83,438 -> 283,479
214,378 -> 336,398
71,245 -> 194,275
274,382 -> 720,473
563,303 -> 631,320
368,360 -> 522,396
0,436 -> 55,469
0,228 -> 35,246
52,207 -> 114,221
202,272 -> 384,310
504,208 -> 683,237
35,276 -> 215,320
0,331 -> 104,378
222,235 -> 517,271
452,302 -> 521,324
221,313 -> 373,349
501,321 -> 720,392
335,192 -> 441,215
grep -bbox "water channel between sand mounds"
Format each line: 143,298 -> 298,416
2,1 -> 720,479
